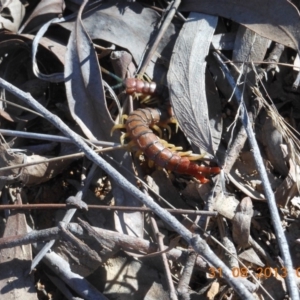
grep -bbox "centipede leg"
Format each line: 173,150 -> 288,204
151,125 -> 163,138
185,153 -> 207,161
110,115 -> 128,136
159,139 -> 182,151
177,151 -> 193,157
167,118 -> 179,133
157,123 -> 172,139
195,174 -> 210,184
148,160 -> 155,168
110,124 -> 126,136
120,132 -> 129,145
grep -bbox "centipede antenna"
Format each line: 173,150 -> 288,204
111,82 -> 124,90
100,66 -> 123,83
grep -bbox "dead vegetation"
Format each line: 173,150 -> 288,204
0,0 -> 300,299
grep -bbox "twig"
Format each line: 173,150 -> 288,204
217,217 -> 239,269
214,52 -> 299,300
138,0 -> 181,75
149,207 -> 178,300
32,240 -> 108,300
177,251 -> 197,300
0,128 -> 120,147
0,145 -> 125,173
249,236 -> 277,267
58,221 -> 102,263
0,203 -> 218,215
0,224 -> 207,269
223,108 -> 260,173
0,77 -> 255,299
30,163 -> 97,271
45,271 -> 83,300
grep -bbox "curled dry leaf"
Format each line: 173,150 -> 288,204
0,143 -> 70,185
0,0 -> 25,33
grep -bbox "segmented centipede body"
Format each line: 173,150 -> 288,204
124,78 -> 169,97
126,107 -> 220,183
124,78 -> 157,95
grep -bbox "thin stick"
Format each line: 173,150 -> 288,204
138,0 -> 181,75
0,128 -> 121,147
0,223 -> 208,271
149,203 -> 178,300
224,60 -> 299,70
0,77 -> 254,299
0,145 -> 125,173
0,203 -> 218,215
214,52 -> 299,300
177,251 -> 197,300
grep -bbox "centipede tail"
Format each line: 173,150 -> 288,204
125,107 -> 220,183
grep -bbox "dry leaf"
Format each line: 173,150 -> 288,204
104,256 -> 170,300
239,248 -> 265,267
229,152 -> 282,200
232,197 -> 254,248
0,0 -> 25,33
0,188 -> 36,300
180,0 -> 300,51
20,0 -> 65,33
213,193 -> 239,220
61,0 -> 178,79
0,143 -> 70,185
168,12 -> 219,155
207,281 -> 220,300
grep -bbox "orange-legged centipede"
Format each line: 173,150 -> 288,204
125,107 -> 220,183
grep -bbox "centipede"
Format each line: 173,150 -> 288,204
125,106 -> 220,183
